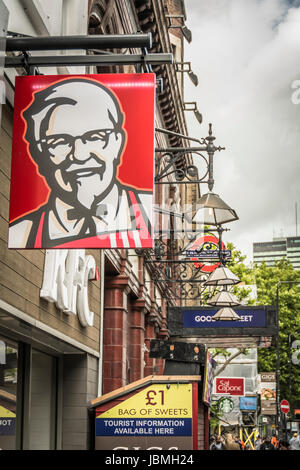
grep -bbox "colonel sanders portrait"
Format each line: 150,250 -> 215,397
8,77 -> 153,249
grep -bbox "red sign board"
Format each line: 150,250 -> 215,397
8,74 -> 155,249
280,400 -> 290,414
215,377 -> 245,396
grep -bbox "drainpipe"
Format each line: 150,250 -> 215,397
97,249 -> 105,396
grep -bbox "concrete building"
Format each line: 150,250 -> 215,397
253,236 -> 300,270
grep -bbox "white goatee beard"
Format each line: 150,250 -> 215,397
75,173 -> 106,209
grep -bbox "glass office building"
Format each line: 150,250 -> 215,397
253,237 -> 300,270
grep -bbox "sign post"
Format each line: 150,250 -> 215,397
280,399 -> 290,441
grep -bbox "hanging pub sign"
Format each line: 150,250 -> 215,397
8,73 -> 155,249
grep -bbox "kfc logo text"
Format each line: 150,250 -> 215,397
40,249 -> 97,327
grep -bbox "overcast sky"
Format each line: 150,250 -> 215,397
183,0 -> 300,264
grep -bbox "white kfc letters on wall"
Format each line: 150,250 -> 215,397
40,249 -> 96,327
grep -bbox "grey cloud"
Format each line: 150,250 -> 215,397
183,0 -> 300,262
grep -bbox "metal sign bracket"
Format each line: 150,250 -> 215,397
4,32 -> 173,73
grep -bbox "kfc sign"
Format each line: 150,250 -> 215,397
215,378 -> 245,396
8,74 -> 154,249
40,249 -> 97,327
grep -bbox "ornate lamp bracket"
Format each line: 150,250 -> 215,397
155,124 -> 225,190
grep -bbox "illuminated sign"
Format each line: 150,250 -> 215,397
8,74 -> 154,249
40,249 -> 97,327
95,383 -> 197,450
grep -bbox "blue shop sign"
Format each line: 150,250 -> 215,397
240,396 -> 257,411
185,250 -> 232,259
182,308 -> 266,328
0,417 -> 16,436
96,418 -> 192,437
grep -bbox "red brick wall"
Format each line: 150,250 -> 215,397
167,0 -> 185,40
103,276 -> 129,394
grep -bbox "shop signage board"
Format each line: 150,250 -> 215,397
258,372 -> 276,415
167,306 -> 277,338
0,406 -> 16,436
218,397 -> 234,413
183,308 -> 266,328
40,249 -> 97,327
240,396 -> 257,411
214,377 -> 245,397
94,381 -> 199,450
8,73 -> 155,249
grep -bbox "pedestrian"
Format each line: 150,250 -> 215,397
289,432 -> 300,450
259,436 -> 275,450
209,436 -> 216,450
278,439 -> 290,450
255,435 -> 262,450
271,433 -> 278,449
224,433 -> 240,450
234,435 -> 243,450
239,438 -> 245,450
210,435 -> 225,450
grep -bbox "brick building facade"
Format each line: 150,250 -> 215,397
0,0 -> 208,450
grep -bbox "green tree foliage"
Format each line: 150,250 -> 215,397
209,400 -> 223,432
226,242 -> 255,304
225,245 -> 300,409
253,259 -> 300,407
204,241 -> 300,418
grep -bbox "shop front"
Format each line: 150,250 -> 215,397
0,223 -> 102,449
